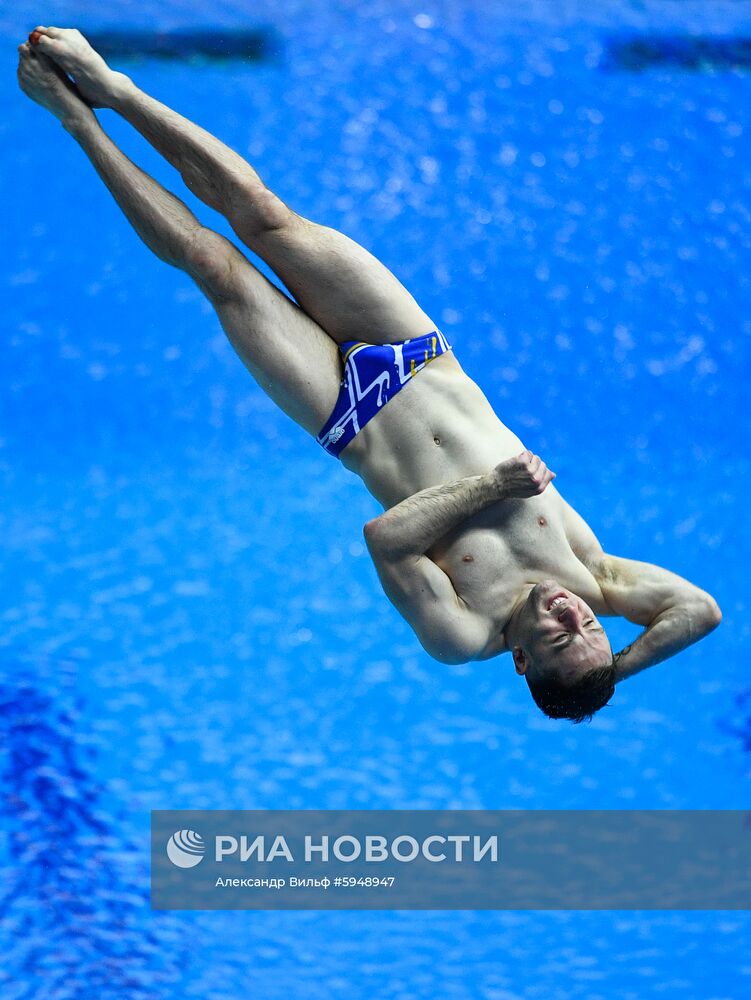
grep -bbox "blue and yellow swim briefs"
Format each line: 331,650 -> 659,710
316,329 -> 452,458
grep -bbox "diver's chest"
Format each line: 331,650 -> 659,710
432,495 -> 569,587
501,494 -> 569,559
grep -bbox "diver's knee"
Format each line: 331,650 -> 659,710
231,185 -> 296,240
185,228 -> 242,298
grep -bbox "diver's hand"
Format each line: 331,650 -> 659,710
494,450 -> 556,499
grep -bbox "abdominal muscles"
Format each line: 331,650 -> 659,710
344,353 -> 526,509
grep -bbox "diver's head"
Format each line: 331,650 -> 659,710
506,579 -> 615,723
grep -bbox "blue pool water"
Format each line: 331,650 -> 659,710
1,0 -> 750,996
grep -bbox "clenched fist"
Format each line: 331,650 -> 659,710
493,450 -> 556,499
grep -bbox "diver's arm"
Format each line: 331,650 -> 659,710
363,478 -> 501,662
363,452 -> 554,663
364,451 -> 555,560
365,545 -> 494,663
594,554 -> 722,682
559,497 -> 721,680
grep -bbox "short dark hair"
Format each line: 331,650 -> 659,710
527,660 -> 617,723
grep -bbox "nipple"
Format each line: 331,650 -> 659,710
538,516 -> 547,527
462,554 -> 474,563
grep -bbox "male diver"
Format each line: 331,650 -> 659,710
17,28 -> 721,722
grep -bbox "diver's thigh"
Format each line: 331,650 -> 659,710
250,213 -> 438,346
198,259 -> 342,437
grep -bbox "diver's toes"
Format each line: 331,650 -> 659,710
31,34 -> 49,49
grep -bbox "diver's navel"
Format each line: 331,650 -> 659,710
538,516 -> 547,527
433,435 -> 442,446
462,554 -> 474,563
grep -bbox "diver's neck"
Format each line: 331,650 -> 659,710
503,583 -> 536,649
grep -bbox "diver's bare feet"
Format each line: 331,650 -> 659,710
17,42 -> 92,125
28,26 -> 131,109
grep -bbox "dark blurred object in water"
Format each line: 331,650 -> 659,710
723,688 -> 751,756
84,27 -> 280,63
603,34 -> 751,72
0,669 -> 182,997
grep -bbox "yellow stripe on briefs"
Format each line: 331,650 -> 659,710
342,342 -> 367,364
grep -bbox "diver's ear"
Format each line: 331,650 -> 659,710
512,647 -> 527,676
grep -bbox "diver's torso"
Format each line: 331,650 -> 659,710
340,351 -> 522,505
341,351 -> 608,626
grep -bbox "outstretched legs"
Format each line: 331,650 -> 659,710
28,26 -> 438,346
17,41 -> 341,435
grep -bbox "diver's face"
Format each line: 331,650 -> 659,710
514,580 -> 611,682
